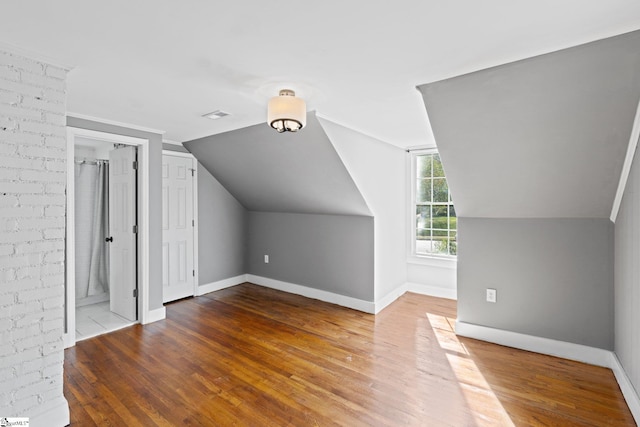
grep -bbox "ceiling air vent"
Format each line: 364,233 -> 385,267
202,110 -> 230,120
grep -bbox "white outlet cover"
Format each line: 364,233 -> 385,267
264,255 -> 269,263
486,288 -> 497,303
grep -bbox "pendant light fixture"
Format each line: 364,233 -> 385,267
267,89 -> 306,133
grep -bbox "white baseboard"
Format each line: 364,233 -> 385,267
246,274 -> 375,314
456,320 -> 640,424
373,282 -> 457,314
375,284 -> 408,314
144,306 -> 166,324
197,274 -> 247,296
406,282 -> 457,300
455,320 -> 612,367
609,352 -> 640,425
31,396 -> 69,427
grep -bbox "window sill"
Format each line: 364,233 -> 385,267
407,255 -> 457,269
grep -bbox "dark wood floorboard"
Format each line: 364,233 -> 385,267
64,283 -> 636,426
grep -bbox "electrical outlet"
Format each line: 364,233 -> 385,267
486,288 -> 497,303
264,254 -> 269,264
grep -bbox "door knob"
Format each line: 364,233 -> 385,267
105,237 -> 113,242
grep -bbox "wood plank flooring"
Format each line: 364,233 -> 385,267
64,283 -> 636,426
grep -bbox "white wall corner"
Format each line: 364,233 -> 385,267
30,396 -> 69,427
247,274 -> 375,314
375,284 -> 408,314
611,96 -> 640,222
197,274 -> 248,296
609,353 -> 640,425
144,306 -> 166,324
406,282 -> 457,300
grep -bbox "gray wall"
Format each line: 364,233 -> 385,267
184,113 -> 371,216
198,163 -> 247,285
458,217 -> 614,350
247,212 -> 375,301
418,30 -> 640,218
615,147 -> 640,395
67,116 -> 164,310
162,143 -> 189,153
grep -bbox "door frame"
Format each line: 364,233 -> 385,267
65,127 -> 151,348
162,150 -> 199,299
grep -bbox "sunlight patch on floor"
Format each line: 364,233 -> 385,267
426,312 -> 515,427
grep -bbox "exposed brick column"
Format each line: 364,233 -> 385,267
0,49 -> 69,424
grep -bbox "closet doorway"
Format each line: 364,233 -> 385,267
65,128 -> 151,348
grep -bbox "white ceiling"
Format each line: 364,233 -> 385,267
2,1 -> 640,147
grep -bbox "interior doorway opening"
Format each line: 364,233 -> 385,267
74,139 -> 138,340
65,127 -> 151,348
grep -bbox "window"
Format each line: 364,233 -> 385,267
412,150 -> 457,257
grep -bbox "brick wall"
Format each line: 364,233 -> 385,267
0,49 -> 68,420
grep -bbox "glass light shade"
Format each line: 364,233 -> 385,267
267,90 -> 306,133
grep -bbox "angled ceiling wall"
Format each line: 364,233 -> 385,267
184,113 -> 371,216
418,30 -> 640,218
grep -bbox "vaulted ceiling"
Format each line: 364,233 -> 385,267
418,30 -> 640,218
1,1 -> 640,147
184,113 -> 371,216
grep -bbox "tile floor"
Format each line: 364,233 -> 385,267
75,302 -> 135,341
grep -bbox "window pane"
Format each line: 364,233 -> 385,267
416,206 -> 431,229
448,206 -> 457,230
416,228 -> 430,239
433,154 -> 445,177
433,178 -> 448,203
417,179 -> 431,203
417,155 -> 432,179
433,237 -> 449,255
412,151 -> 456,258
432,206 -> 448,230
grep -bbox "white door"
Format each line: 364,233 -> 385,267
108,146 -> 138,321
162,154 -> 195,303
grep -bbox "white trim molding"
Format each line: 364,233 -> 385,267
146,307 -> 167,324
455,321 -> 640,425
163,139 -> 183,146
455,321 -> 613,367
197,275 -> 248,296
67,112 -> 166,135
609,353 -> 640,425
66,127 -> 151,335
375,284 -> 408,314
407,282 -> 457,300
611,96 -> 640,222
162,149 -> 194,159
246,275 -> 375,314
30,396 -> 69,427
375,282 -> 457,314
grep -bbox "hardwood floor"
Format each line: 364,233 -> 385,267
64,283 -> 635,426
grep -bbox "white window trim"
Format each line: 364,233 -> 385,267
408,148 -> 457,261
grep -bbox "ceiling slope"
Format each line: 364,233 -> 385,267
184,112 -> 371,216
418,30 -> 640,218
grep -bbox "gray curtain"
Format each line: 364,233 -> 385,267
75,160 -> 110,301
